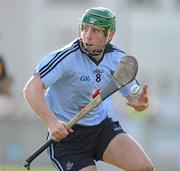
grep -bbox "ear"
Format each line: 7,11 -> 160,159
108,31 -> 115,42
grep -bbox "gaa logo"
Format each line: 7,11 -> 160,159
80,75 -> 90,82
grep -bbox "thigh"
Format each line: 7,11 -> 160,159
49,144 -> 96,171
103,133 -> 153,171
48,125 -> 97,171
94,118 -> 126,161
79,165 -> 97,171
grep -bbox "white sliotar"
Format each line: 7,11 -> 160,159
130,84 -> 141,95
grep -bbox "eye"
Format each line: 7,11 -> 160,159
81,25 -> 90,32
92,28 -> 99,33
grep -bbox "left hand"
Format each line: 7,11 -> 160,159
127,84 -> 149,112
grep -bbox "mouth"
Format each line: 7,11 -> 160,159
80,41 -> 103,56
84,43 -> 93,47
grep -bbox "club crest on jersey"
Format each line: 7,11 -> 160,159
80,75 -> 91,82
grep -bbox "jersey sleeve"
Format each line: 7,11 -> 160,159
34,51 -> 68,88
119,79 -> 140,97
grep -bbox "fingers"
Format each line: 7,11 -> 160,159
127,101 -> 147,108
127,84 -> 149,112
141,84 -> 148,96
51,127 -> 69,142
133,102 -> 148,109
127,101 -> 148,111
49,121 -> 73,142
68,128 -> 74,133
127,102 -> 135,108
134,103 -> 149,111
51,133 -> 66,142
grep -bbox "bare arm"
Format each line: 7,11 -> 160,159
23,74 -> 72,141
126,84 -> 149,112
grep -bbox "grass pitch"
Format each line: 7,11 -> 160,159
0,166 -> 175,171
0,166 -> 106,171
0,163 -> 121,171
0,166 -> 55,171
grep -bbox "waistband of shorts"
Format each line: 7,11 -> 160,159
72,116 -> 110,129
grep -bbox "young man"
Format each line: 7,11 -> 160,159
23,7 -> 155,171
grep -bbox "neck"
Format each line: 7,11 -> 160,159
90,54 -> 103,61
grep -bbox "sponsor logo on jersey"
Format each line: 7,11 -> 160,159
93,69 -> 104,74
80,75 -> 91,82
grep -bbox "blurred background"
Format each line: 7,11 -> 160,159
0,0 -> 179,171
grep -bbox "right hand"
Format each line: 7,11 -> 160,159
48,119 -> 73,142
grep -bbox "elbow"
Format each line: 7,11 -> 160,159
23,75 -> 45,101
23,82 -> 32,101
23,77 -> 37,100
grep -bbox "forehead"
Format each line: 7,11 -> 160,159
81,23 -> 104,31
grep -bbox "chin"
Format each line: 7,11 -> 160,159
85,47 -> 94,51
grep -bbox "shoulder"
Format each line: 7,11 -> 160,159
105,43 -> 126,55
37,39 -> 80,69
104,43 -> 127,64
36,39 -> 81,78
49,39 -> 80,60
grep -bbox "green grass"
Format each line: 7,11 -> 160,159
0,165 -> 177,171
0,164 -> 118,171
0,166 -> 105,171
0,163 -> 119,171
0,166 -> 55,171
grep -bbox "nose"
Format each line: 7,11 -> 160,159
85,28 -> 93,40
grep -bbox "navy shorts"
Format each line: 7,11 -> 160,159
48,117 -> 126,171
